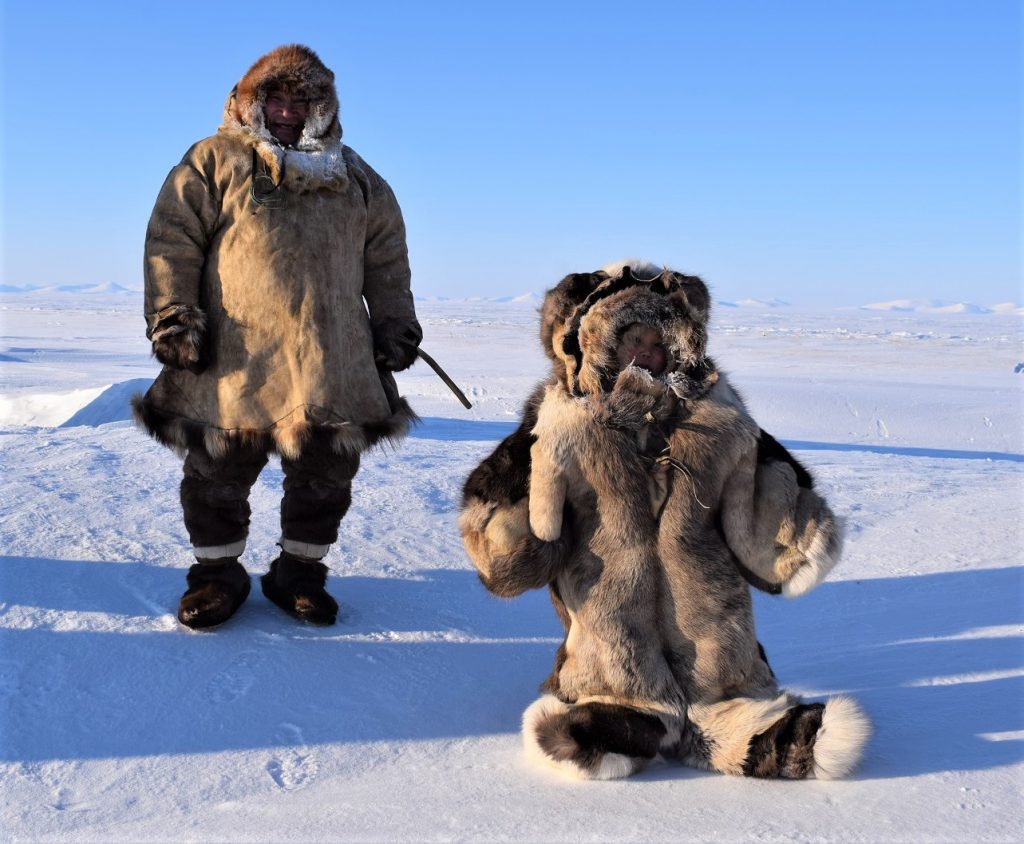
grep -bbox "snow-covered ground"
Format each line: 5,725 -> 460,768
1,288 -> 1021,842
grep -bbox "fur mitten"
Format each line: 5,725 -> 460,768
372,317 -> 422,372
147,304 -> 206,373
721,456 -> 844,597
594,366 -> 666,430
460,497 -> 572,597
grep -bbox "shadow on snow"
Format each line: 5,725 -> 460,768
0,556 -> 1020,779
411,418 -> 1023,463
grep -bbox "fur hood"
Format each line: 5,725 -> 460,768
540,261 -> 712,397
218,44 -> 347,191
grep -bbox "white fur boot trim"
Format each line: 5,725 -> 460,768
194,539 -> 246,560
279,538 -> 330,559
811,696 -> 871,779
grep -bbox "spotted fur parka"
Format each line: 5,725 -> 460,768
460,263 -> 869,780
133,45 -> 418,460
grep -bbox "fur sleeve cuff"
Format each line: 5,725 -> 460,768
146,304 -> 206,372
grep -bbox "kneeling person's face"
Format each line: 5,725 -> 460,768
616,323 -> 667,376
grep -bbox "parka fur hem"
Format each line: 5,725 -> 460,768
130,393 -> 418,459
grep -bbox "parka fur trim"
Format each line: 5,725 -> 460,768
147,303 -> 206,372
131,391 -> 417,460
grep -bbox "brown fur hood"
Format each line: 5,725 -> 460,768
218,44 -> 346,189
539,261 -> 712,398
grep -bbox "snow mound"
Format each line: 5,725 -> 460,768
862,299 -> 933,312
504,292 -> 540,305
0,379 -> 152,428
60,379 -> 154,427
927,303 -> 992,315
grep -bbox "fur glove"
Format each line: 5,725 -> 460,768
720,456 -> 844,598
146,304 -> 206,374
460,497 -> 573,597
372,317 -> 422,372
593,366 -> 666,430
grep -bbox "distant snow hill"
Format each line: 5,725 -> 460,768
414,293 -> 539,305
718,298 -> 791,308
1,282 -> 141,295
861,299 -> 1023,315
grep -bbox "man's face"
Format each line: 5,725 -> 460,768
264,87 -> 309,147
616,323 -> 668,376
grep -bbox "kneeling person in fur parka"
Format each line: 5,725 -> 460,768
460,262 -> 869,780
133,45 -> 421,629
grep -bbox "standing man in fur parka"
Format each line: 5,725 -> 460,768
460,262 -> 869,780
133,45 -> 421,629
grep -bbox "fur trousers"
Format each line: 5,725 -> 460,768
180,435 -> 360,560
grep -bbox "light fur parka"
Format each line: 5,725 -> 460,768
133,45 -> 417,459
460,263 -> 869,781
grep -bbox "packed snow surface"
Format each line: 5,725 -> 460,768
1,289 -> 1021,842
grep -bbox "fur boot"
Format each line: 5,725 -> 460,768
683,693 -> 870,779
177,558 -> 251,629
260,552 -> 338,625
523,696 -> 672,780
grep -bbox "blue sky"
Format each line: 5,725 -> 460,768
2,0 -> 1020,304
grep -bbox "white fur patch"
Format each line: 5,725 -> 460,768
281,144 -> 349,192
521,696 -> 581,777
782,515 -> 845,598
600,259 -> 666,280
811,696 -> 871,779
591,752 -> 642,780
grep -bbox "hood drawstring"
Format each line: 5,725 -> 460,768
656,450 -> 712,511
250,148 -> 286,208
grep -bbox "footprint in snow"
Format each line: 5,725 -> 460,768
266,722 -> 319,791
205,650 -> 260,704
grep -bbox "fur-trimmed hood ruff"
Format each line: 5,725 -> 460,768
135,44 -> 418,460
459,261 -> 863,781
219,44 -> 348,193
540,261 -> 713,398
